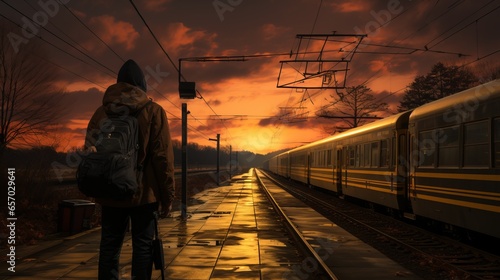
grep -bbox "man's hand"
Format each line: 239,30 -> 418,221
159,202 -> 172,219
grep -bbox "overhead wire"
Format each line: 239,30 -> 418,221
14,0 -> 110,90
341,1 -> 499,112
0,16 -> 108,90
60,2 -> 125,63
296,1 -> 441,123
394,0 -> 466,44
128,0 -> 227,143
1,1 -> 196,137
1,0 -> 117,78
21,0 -> 97,60
268,0 -> 326,150
364,1 -> 500,114
279,1 -> 499,132
0,13 -> 116,80
57,1 -> 187,123
426,1 -> 499,49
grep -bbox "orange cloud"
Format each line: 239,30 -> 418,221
144,0 -> 173,11
66,119 -> 91,131
89,15 -> 139,51
261,23 -> 289,40
162,22 -> 218,56
330,0 -> 370,13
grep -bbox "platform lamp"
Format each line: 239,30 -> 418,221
178,60 -> 197,221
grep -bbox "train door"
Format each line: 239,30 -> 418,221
336,147 -> 343,196
399,134 -> 409,200
397,132 -> 412,213
307,152 -> 311,186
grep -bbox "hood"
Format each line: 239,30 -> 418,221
117,59 -> 147,92
102,82 -> 150,115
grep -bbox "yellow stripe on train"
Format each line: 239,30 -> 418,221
416,172 -> 500,181
414,185 -> 500,201
415,194 -> 500,213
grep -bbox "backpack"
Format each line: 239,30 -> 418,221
76,102 -> 150,199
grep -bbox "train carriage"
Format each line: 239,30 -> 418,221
308,142 -> 336,192
266,79 -> 500,239
409,80 -> 500,238
276,152 -> 290,178
333,111 -> 412,210
289,146 -> 309,185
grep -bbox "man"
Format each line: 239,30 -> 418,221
84,59 -> 175,279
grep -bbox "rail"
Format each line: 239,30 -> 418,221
254,168 -> 339,280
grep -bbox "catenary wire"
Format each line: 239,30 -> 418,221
1,0 -> 117,77
60,2 -> 125,62
128,0 -> 234,144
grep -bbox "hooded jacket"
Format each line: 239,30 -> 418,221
84,61 -> 175,208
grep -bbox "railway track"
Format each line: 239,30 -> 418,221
256,169 -> 500,280
254,169 -> 338,280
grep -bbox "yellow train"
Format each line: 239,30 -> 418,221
267,79 -> 500,239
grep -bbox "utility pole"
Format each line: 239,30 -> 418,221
181,104 -> 188,220
178,59 -> 196,221
209,134 -> 220,186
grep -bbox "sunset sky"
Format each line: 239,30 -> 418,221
1,0 -> 499,154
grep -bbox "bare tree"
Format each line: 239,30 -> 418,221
317,85 -> 388,131
1,22 -> 63,151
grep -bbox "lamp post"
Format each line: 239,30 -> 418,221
209,134 -> 220,186
178,59 -> 197,221
180,104 -> 188,220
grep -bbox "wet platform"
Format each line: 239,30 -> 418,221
1,169 -> 422,279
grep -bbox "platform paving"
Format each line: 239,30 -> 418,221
1,169 -> 422,279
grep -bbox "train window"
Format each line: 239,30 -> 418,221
363,143 -> 370,166
314,151 -> 319,167
348,147 -> 355,167
371,142 -> 380,167
380,140 -> 389,167
323,150 -> 328,167
464,121 -> 489,167
419,130 -> 436,167
327,150 -> 333,167
494,118 -> 500,167
358,145 -> 364,167
355,145 -> 361,167
392,137 -> 397,167
438,126 -> 459,167
292,154 -> 306,166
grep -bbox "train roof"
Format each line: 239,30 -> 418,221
409,79 -> 500,123
286,110 -> 412,154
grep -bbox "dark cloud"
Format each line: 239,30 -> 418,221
2,0 -> 499,153
60,87 -> 104,120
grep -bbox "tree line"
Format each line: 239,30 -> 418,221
1,142 -> 270,175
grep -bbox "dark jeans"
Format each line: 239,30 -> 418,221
98,203 -> 157,280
